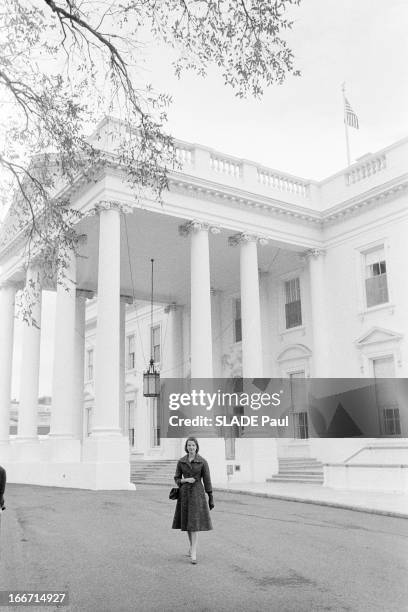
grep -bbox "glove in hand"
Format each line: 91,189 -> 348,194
208,493 -> 214,510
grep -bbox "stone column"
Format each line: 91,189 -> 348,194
93,203 -> 122,436
50,248 -> 77,439
17,265 -> 42,441
162,303 -> 184,458
119,296 -> 133,435
82,201 -> 134,490
229,233 -> 266,378
307,249 -> 329,377
179,221 -> 219,378
73,290 -> 90,440
0,282 -> 18,444
163,303 -> 183,378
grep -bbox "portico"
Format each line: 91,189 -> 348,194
0,118 -> 407,490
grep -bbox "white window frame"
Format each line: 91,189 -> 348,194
278,269 -> 306,336
86,348 -> 94,381
356,238 -> 394,316
232,296 -> 242,344
284,277 -> 303,330
151,324 -> 161,366
127,334 -> 135,371
355,328 -> 402,376
369,353 -> 396,378
151,397 -> 161,448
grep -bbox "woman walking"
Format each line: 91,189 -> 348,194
172,437 -> 214,564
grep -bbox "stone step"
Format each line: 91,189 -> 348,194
278,469 -> 324,475
268,456 -> 325,485
130,460 -> 178,484
278,464 -> 323,470
267,476 -> 324,484
269,473 -> 324,479
278,459 -> 323,465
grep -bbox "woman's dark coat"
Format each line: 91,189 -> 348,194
172,454 -> 213,532
0,465 -> 6,510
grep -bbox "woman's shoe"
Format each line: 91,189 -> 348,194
190,556 -> 197,565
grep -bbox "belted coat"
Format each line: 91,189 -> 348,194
172,454 -> 213,532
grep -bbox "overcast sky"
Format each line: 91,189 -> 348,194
138,0 -> 408,179
10,0 -> 408,397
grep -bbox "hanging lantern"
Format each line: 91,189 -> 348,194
143,358 -> 161,397
143,259 -> 160,398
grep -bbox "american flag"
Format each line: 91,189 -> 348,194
344,97 -> 359,129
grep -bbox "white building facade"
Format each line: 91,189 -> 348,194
1,117 -> 407,491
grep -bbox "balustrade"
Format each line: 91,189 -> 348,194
175,146 -> 194,166
346,155 -> 386,185
210,154 -> 242,178
257,168 -> 310,198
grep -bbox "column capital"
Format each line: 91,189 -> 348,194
94,200 -> 133,215
303,248 -> 326,260
179,220 -> 221,237
228,233 -> 268,247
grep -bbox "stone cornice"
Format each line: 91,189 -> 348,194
1,160 -> 407,263
169,175 -> 323,226
169,172 -> 408,229
321,174 -> 408,225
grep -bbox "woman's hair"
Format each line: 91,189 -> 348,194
184,437 -> 199,453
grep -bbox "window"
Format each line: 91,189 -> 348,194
284,278 -> 302,329
151,325 -> 161,364
365,247 -> 389,307
127,335 -> 135,370
289,371 -> 308,438
152,398 -> 160,447
86,349 -> 94,381
383,407 -> 401,435
373,356 -> 399,436
234,298 -> 242,343
225,438 -> 236,460
127,399 -> 135,446
294,412 -> 309,439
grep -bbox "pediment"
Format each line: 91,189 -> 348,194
277,343 -> 312,362
355,327 -> 403,347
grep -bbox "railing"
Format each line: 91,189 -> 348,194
257,168 -> 310,198
345,155 -> 386,185
210,154 -> 242,178
175,146 -> 194,165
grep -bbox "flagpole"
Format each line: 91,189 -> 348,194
342,82 -> 351,167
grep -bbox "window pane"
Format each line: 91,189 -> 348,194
285,300 -> 302,328
284,279 -> 302,328
233,299 -> 242,342
235,318 -> 242,342
383,407 -> 401,435
151,326 -> 160,363
235,298 -> 241,319
365,274 -> 389,307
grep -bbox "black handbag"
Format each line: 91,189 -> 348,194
169,487 -> 179,500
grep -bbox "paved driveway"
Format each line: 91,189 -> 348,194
1,484 -> 407,611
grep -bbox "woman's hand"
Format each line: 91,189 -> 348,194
208,493 -> 214,510
181,477 -> 195,484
